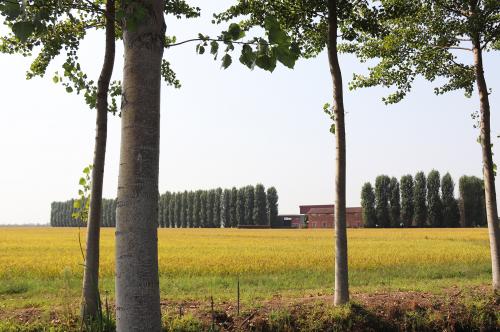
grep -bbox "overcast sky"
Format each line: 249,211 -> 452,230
0,1 -> 499,224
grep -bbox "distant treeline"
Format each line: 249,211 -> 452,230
50,184 -> 279,228
361,171 -> 486,228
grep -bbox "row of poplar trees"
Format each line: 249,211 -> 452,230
361,171 -> 487,228
50,199 -> 116,227
158,185 -> 279,228
50,185 -> 279,228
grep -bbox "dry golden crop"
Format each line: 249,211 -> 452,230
0,227 -> 490,282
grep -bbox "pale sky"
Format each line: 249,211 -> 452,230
0,1 -> 499,224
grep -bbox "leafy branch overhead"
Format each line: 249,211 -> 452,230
183,16 -> 300,72
0,0 -> 194,112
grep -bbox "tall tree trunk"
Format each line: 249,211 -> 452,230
327,0 -> 349,305
473,41 -> 500,291
81,0 -> 116,322
115,0 -> 164,330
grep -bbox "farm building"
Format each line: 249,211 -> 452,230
299,205 -> 363,228
274,215 -> 307,228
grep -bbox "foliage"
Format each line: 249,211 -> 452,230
375,175 -> 391,227
459,176 -> 487,227
414,171 -> 427,227
244,185 -> 255,225
400,175 -> 414,228
266,186 -> 279,227
71,165 -> 92,225
348,0 -> 500,104
441,173 -> 460,227
253,184 -> 268,226
427,170 -> 443,227
389,177 -> 401,227
360,182 -> 376,228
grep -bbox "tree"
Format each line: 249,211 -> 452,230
375,175 -> 391,227
220,189 -> 231,227
389,177 -> 401,227
253,184 -> 268,226
236,187 -> 245,227
229,187 -> 238,227
414,172 -> 427,227
174,192 -> 182,228
192,190 -> 202,228
360,182 -> 376,228
0,0 -> 118,321
169,192 -> 176,228
400,175 -> 414,228
216,0 -> 380,305
206,189 -> 215,227
350,0 -> 500,291
441,173 -> 460,227
459,175 -> 487,227
213,188 -> 223,228
266,186 -> 279,227
427,170 -> 443,228
114,0 -> 165,327
199,191 -> 208,228
244,185 -> 255,225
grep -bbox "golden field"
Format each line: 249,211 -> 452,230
0,227 -> 491,277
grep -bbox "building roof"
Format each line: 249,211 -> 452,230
306,207 -> 362,215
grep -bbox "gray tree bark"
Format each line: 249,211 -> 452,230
327,0 -> 349,305
473,40 -> 500,291
115,0 -> 165,330
81,0 -> 116,322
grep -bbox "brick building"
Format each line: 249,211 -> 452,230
299,205 -> 363,228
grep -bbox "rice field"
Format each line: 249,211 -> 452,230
0,227 -> 493,309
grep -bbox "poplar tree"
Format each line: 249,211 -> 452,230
192,190 -> 201,228
236,187 -> 245,227
360,182 -> 376,228
213,188 -> 223,228
220,189 -> 231,227
414,171 -> 427,227
199,190 -> 208,228
459,175 -> 487,227
206,189 -> 215,227
375,175 -> 391,227
389,177 -> 401,227
266,186 -> 279,227
350,0 -> 500,291
253,184 -> 268,226
215,0 -> 378,305
427,170 -> 443,227
229,187 -> 238,227
400,175 -> 414,227
244,185 -> 255,225
169,193 -> 176,228
441,173 -> 460,227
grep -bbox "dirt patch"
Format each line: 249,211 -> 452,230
2,286 -> 498,331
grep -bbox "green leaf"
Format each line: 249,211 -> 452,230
198,45 -> 205,54
66,86 -> 73,93
227,23 -> 245,40
83,166 -> 90,174
79,177 -> 86,186
1,1 -> 21,20
12,21 -> 35,42
255,54 -> 276,72
210,40 -> 219,56
53,76 -> 59,84
73,200 -> 81,209
221,54 -> 232,69
264,16 -> 288,45
239,44 -> 256,69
